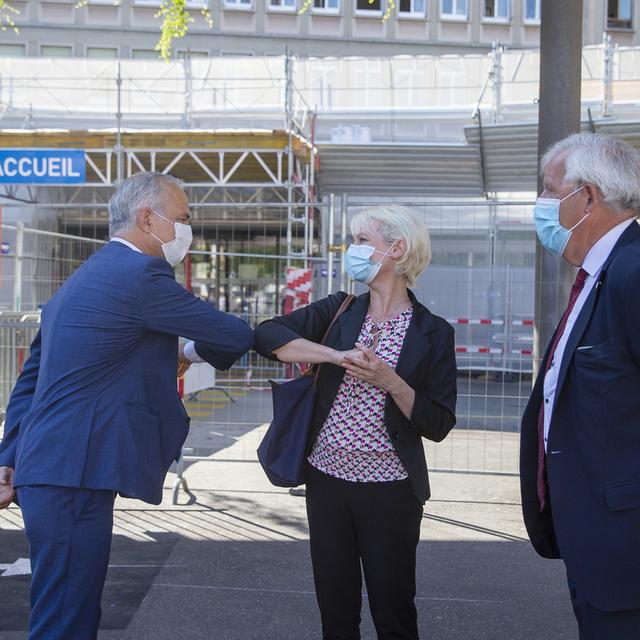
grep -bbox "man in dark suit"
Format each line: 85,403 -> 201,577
521,133 -> 640,638
0,172 -> 253,639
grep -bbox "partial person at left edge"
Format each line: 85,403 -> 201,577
0,172 -> 254,640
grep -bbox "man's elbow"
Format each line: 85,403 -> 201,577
234,322 -> 255,356
226,314 -> 254,350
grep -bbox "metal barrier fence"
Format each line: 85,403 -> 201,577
1,201 -> 537,486
0,313 -> 40,422
0,223 -> 105,313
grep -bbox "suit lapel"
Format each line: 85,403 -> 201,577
337,292 -> 369,350
554,220 -> 640,399
315,293 -> 367,409
554,283 -> 599,398
395,292 -> 436,381
334,289 -> 435,381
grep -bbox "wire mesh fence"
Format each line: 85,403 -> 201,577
1,199 -> 537,480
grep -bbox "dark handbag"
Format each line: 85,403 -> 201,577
257,294 -> 355,487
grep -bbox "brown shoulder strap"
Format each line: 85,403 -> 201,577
306,294 -> 356,379
320,294 -> 356,346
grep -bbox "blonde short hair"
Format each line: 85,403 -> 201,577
350,205 -> 431,287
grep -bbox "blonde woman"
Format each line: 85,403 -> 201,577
255,205 -> 457,640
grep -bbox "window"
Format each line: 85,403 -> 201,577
40,45 -> 73,57
399,0 -> 426,17
313,0 -> 340,13
269,0 -> 296,10
482,0 -> 509,21
87,47 -> 118,58
523,0 -> 539,22
356,0 -> 382,15
0,44 -> 26,56
131,49 -> 157,59
440,0 -> 467,20
608,0 -> 632,29
134,0 -> 207,5
177,50 -> 209,58
223,0 -> 253,9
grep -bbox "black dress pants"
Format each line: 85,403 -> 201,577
305,463 -> 424,640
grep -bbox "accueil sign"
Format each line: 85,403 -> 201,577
0,149 -> 86,184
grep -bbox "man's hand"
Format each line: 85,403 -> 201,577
342,342 -> 399,392
177,343 -> 192,378
0,466 -> 15,510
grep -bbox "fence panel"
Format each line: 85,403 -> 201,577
1,201 -> 538,479
342,200 -> 537,475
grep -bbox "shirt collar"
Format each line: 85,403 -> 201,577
581,218 -> 635,277
111,237 -> 143,253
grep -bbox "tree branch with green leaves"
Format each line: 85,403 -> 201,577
0,0 -> 19,33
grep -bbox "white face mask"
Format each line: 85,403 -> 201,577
150,209 -> 192,267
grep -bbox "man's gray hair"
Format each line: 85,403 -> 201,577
108,172 -> 182,237
541,133 -> 640,216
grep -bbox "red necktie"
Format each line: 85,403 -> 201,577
537,267 -> 588,511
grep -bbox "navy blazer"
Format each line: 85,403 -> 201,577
0,242 -> 254,504
520,220 -> 640,612
254,289 -> 457,504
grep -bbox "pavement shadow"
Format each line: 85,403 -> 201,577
0,530 -> 179,633
1,528 -> 577,639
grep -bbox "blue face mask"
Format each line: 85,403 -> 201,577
533,186 -> 589,256
344,242 -> 396,284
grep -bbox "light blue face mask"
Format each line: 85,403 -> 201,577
344,242 -> 396,284
533,186 -> 589,256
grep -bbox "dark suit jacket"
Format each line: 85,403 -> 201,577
254,289 -> 457,504
0,242 -> 254,504
520,220 -> 640,612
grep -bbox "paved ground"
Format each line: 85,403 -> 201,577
0,418 -> 578,640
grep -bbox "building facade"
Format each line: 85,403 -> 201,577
0,0 -> 639,59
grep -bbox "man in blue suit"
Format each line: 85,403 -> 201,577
0,172 -> 254,639
521,134 -> 640,638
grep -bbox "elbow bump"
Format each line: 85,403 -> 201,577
241,327 -> 255,353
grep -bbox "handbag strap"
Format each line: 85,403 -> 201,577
320,294 -> 356,346
307,293 -> 356,378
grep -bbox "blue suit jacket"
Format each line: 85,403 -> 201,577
0,242 -> 254,504
520,221 -> 640,612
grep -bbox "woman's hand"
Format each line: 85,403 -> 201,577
331,347 -> 367,368
342,342 -> 398,391
343,342 -> 416,420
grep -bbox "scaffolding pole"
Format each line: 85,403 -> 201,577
115,63 -> 124,185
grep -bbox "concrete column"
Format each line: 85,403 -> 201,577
533,0 -> 583,375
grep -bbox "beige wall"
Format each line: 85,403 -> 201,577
4,0 -> 640,58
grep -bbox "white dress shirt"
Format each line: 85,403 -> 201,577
543,218 -> 635,452
110,237 -> 204,364
111,237 -> 142,253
